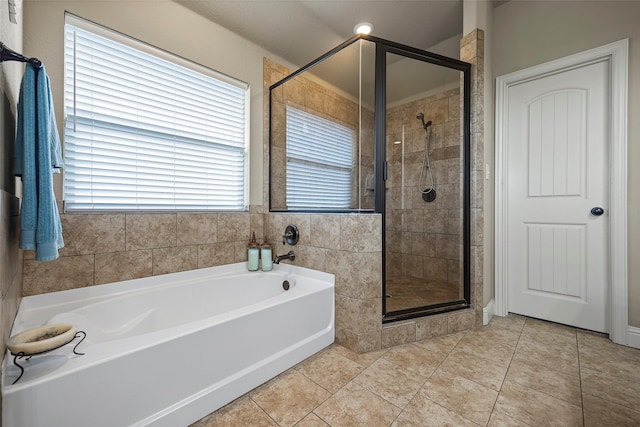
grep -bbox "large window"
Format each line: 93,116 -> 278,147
63,15 -> 249,212
285,107 -> 354,210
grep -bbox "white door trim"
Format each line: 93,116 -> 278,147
495,39 -> 628,345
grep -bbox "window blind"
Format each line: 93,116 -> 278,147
63,16 -> 249,211
286,106 -> 354,209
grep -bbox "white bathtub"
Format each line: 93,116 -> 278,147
2,262 -> 334,427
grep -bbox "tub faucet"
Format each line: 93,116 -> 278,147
274,250 -> 295,264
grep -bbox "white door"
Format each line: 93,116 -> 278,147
506,60 -> 609,332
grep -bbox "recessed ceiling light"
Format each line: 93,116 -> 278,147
354,22 -> 374,35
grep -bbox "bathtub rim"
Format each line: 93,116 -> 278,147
15,262 -> 333,325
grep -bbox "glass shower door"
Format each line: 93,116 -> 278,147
383,49 -> 469,319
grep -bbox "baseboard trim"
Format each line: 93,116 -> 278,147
483,299 -> 495,326
627,326 -> 640,349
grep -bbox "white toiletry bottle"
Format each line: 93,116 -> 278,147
261,237 -> 273,271
247,232 -> 260,271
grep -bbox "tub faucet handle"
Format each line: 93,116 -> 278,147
282,224 -> 299,245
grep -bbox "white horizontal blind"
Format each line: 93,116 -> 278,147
286,106 -> 354,209
63,17 -> 249,211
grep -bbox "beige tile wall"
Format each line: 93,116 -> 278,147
386,87 -> 462,285
460,29 -> 485,326
21,206 -> 265,295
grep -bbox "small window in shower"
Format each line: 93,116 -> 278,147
285,106 -> 355,210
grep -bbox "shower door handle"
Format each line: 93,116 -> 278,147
590,207 -> 604,216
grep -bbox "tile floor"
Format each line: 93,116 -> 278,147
191,315 -> 640,426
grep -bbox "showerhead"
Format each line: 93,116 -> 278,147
416,112 -> 432,130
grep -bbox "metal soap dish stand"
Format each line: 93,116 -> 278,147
9,331 -> 87,385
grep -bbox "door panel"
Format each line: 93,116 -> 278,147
507,60 -> 608,332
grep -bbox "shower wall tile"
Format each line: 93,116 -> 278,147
265,213 -> 312,247
402,210 -> 423,233
449,94 -> 461,120
402,254 -> 424,279
283,77 -> 305,106
310,214 -> 341,249
448,259 -> 461,285
439,182 -> 462,209
460,38 -> 478,67
295,245 -> 327,273
233,241 -> 250,263
329,250 -> 381,300
270,179 -> 286,210
95,250 -> 152,285
23,210 -> 255,297
447,162 -> 462,185
472,172 -> 484,209
176,213 -> 218,246
473,246 -> 484,286
198,242 -> 237,268
336,295 -> 381,335
472,208 -> 484,246
270,102 -> 286,138
250,212 -> 265,240
60,214 -> 125,256
448,309 -> 476,334
218,213 -> 251,243
152,246 -> 198,275
472,131 -> 485,172
305,81 -> 325,112
290,214 -> 312,246
436,234 -> 460,260
444,119 -> 461,142
416,315 -> 449,340
448,208 -> 462,235
270,146 -> 286,179
423,257 -> 448,283
340,215 -> 382,252
381,321 -> 416,348
387,252 -> 402,277
424,98 -> 450,124
336,328 -> 381,354
126,214 -> 177,250
23,255 -> 95,295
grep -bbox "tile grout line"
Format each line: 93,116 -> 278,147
420,332 -> 490,426
577,330 -> 586,427
484,318 -> 530,426
247,396 -> 282,427
385,344 -> 448,427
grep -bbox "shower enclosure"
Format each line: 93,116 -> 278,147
269,35 -> 471,322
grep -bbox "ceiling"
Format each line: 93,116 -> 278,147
176,0 -> 465,68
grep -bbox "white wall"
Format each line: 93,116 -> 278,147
23,0 -> 297,208
492,0 -> 640,326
